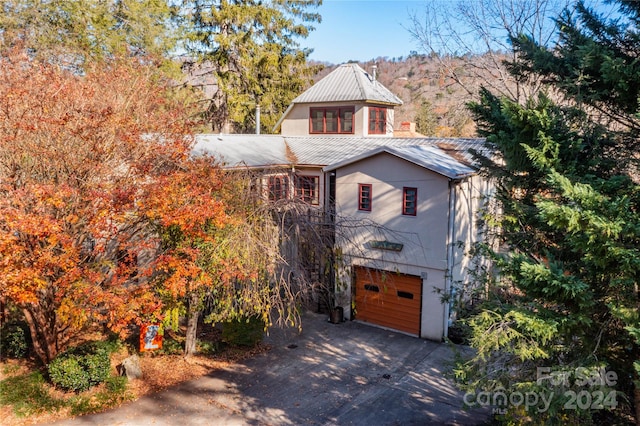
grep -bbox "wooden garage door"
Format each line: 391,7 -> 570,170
354,266 -> 422,336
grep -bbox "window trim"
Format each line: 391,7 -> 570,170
294,175 -> 320,205
368,106 -> 387,135
402,187 -> 417,216
358,183 -> 372,212
309,106 -> 355,134
267,175 -> 290,201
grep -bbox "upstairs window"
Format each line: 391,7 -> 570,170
368,107 -> 387,135
358,184 -> 372,211
310,107 -> 354,134
403,187 -> 417,216
295,175 -> 319,205
268,175 -> 289,201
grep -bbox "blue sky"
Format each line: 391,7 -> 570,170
304,0 -> 425,64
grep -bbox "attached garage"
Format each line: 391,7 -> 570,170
353,266 -> 422,336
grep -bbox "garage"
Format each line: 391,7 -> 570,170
353,266 -> 422,336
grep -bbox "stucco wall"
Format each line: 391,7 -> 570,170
332,152 -> 451,340
280,103 -> 396,137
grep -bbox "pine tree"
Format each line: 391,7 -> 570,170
458,1 -> 640,423
0,0 -> 180,68
182,0 -> 323,133
414,99 -> 438,136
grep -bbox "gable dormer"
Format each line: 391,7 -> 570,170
274,63 -> 403,137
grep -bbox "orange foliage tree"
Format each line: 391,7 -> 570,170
0,50 -> 238,364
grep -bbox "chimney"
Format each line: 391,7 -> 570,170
372,64 -> 377,81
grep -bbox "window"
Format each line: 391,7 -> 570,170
295,175 -> 319,205
403,187 -> 417,216
310,107 -> 354,134
267,175 -> 289,201
359,184 -> 372,211
368,107 -> 387,135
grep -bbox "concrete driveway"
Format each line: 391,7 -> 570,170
54,312 -> 491,425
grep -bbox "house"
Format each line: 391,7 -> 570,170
274,63 -> 402,137
194,63 -> 491,341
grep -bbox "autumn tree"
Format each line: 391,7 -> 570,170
181,0 -> 323,133
0,50 -> 230,364
151,165 -> 293,357
456,0 -> 640,423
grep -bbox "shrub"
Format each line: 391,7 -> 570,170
221,316 -> 265,347
47,341 -> 115,392
0,322 -> 31,359
48,356 -> 91,392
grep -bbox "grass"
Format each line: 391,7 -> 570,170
0,367 -> 132,419
0,370 -> 64,417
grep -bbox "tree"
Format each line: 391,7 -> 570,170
0,49 -> 224,364
413,99 -> 438,136
457,1 -> 640,423
181,0 -> 323,133
0,0 -> 181,69
408,0 -> 569,103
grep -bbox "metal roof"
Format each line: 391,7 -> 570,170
193,134 -> 290,168
292,63 -> 403,105
194,134 -> 485,179
322,145 -> 476,179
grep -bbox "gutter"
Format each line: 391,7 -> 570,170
444,179 -> 457,340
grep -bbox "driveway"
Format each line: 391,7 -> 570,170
53,311 -> 491,425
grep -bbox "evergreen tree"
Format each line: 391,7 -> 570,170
0,0 -> 180,68
182,0 -> 323,133
414,99 -> 438,136
458,1 -> 640,423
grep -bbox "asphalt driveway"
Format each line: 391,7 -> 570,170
53,311 -> 491,425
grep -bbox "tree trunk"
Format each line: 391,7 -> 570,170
22,306 -> 58,364
184,292 -> 200,357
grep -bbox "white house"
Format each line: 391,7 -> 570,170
194,63 -> 491,341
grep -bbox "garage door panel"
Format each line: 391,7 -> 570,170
354,266 -> 422,336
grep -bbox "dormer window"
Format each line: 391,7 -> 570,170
368,107 -> 387,135
310,107 -> 354,134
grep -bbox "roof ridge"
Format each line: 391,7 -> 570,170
350,63 -> 368,100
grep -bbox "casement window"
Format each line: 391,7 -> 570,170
310,107 -> 354,134
358,184 -> 372,211
368,106 -> 387,135
267,175 -> 289,201
295,175 -> 319,205
403,187 -> 417,216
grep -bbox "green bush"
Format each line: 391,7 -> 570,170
48,356 -> 91,392
0,322 -> 31,359
221,316 -> 265,347
47,341 -> 115,392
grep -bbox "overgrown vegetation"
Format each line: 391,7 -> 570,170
450,1 -> 640,423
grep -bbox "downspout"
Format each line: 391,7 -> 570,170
444,179 -> 457,340
256,104 -> 261,135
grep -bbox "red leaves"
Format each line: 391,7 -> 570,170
0,49 -> 210,363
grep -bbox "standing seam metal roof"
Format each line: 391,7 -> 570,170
291,63 -> 403,105
193,134 -> 486,179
